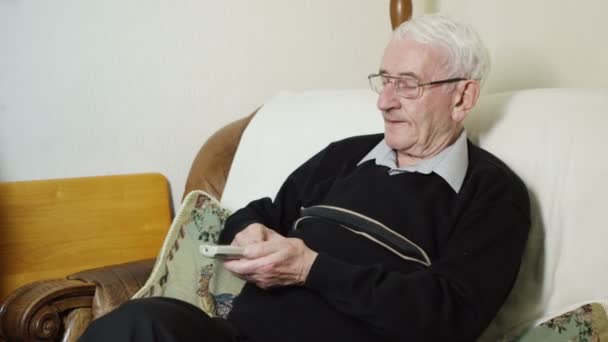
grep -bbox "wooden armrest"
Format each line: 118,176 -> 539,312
0,279 -> 95,341
0,259 -> 154,342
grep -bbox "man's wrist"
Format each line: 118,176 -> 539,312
299,250 -> 319,285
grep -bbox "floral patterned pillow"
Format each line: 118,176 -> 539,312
131,191 -> 245,318
514,303 -> 608,342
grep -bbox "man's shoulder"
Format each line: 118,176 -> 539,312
333,133 -> 384,144
466,141 -> 529,205
467,141 -> 518,179
328,133 -> 384,151
314,133 -> 384,169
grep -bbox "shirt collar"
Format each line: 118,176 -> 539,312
357,130 -> 469,193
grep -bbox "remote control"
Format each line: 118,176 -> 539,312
199,244 -> 245,259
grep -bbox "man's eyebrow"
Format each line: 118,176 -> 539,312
378,69 -> 420,79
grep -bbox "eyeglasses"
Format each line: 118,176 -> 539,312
368,73 -> 467,99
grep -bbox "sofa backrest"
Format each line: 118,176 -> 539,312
467,88 -> 608,339
221,88 -> 608,338
222,89 -> 382,211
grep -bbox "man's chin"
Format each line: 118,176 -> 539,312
383,134 -> 415,152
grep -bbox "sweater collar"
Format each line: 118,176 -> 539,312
357,130 -> 469,193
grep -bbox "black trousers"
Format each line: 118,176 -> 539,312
79,297 -> 249,342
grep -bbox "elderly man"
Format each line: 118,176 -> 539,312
80,13 -> 529,342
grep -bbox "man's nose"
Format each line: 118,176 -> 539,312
376,85 -> 401,112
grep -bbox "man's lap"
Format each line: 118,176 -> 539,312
79,297 -> 246,342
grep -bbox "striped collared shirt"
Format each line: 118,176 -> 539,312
357,130 -> 469,193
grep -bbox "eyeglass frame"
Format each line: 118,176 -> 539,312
367,73 -> 468,99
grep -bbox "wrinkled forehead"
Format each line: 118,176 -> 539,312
379,36 -> 449,80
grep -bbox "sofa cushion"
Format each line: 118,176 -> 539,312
132,191 -> 244,318
514,302 -> 608,341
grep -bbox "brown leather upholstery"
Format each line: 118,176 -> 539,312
67,259 -> 156,320
184,112 -> 256,201
0,112 -> 255,342
0,261 -> 158,342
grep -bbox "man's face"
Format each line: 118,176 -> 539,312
377,36 -> 459,157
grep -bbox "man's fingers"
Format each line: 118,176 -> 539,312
232,226 -> 261,246
264,228 -> 280,239
223,236 -> 315,288
224,250 -> 283,275
243,239 -> 284,259
231,223 -> 279,246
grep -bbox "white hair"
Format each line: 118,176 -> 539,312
393,13 -> 491,87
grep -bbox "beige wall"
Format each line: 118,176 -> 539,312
413,0 -> 608,93
3,0 -> 606,207
0,1 -> 392,206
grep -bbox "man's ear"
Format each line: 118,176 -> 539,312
451,80 -> 481,123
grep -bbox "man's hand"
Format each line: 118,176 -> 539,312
230,223 -> 273,246
224,229 -> 318,289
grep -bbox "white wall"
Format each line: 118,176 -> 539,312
413,0 -> 608,93
0,1 -> 392,208
4,0 -> 608,209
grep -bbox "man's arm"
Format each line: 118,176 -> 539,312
217,144 -> 332,288
218,142 -> 335,245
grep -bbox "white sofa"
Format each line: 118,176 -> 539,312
222,88 -> 608,340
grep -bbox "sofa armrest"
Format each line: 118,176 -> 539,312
67,259 -> 155,319
0,259 -> 154,342
0,279 -> 94,341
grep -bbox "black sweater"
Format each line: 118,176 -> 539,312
219,133 -> 530,342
